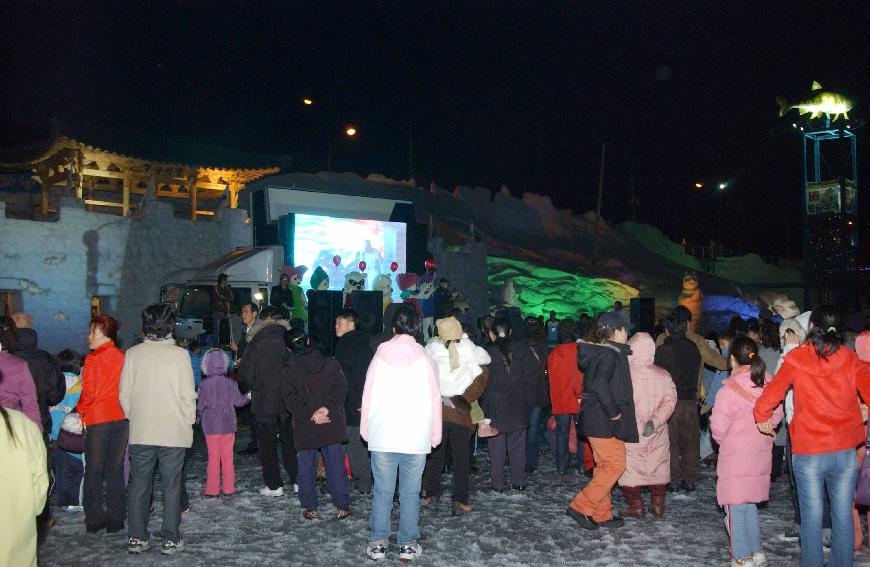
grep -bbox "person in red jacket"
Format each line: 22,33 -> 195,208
78,315 -> 128,534
548,320 -> 584,475
754,306 -> 870,567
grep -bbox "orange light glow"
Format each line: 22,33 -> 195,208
303,98 -> 313,105
345,127 -> 357,137
694,182 -> 703,189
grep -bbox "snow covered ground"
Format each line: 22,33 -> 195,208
39,429 -> 870,567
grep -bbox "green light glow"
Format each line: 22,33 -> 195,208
487,256 -> 639,319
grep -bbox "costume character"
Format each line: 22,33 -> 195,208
416,275 -> 437,342
342,271 -> 367,309
372,274 -> 393,314
678,272 -> 703,332
306,265 -> 331,305
396,273 -> 422,318
281,265 -> 308,322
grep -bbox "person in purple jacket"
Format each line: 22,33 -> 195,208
0,316 -> 41,431
196,349 -> 250,496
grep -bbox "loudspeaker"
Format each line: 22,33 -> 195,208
350,291 -> 384,338
630,297 -> 656,334
308,291 -> 343,355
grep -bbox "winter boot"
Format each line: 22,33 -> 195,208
649,485 -> 666,517
618,486 -> 645,519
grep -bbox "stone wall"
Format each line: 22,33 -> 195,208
0,197 -> 251,353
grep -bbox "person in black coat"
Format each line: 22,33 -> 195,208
481,317 -> 536,492
282,336 -> 351,519
270,274 -> 294,318
236,307 -> 296,495
567,311 -> 638,531
333,309 -> 374,493
11,319 -> 64,529
521,317 -> 550,474
653,312 -> 702,492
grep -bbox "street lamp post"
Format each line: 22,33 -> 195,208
304,98 -> 357,171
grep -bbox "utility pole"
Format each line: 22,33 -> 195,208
408,118 -> 414,180
592,143 -> 607,261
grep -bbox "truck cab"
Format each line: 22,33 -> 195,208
162,246 -> 284,344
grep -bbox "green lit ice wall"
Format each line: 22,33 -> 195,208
487,256 -> 639,319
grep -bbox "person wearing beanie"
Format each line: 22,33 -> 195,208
423,317 -> 490,513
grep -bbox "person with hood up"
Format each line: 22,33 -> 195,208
423,316 -> 490,513
712,337 -> 783,567
197,348 -> 250,497
755,306 -> 870,567
282,334 -> 352,520
618,332 -> 677,519
481,317 -> 537,492
0,316 -> 40,429
360,306 -> 441,562
237,306 -> 297,497
566,311 -> 638,530
548,319 -> 584,475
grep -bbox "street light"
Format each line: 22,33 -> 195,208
303,98 -> 313,106
345,127 -> 357,137
718,182 -> 727,190
694,182 -> 703,189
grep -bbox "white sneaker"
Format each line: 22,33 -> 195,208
293,483 -> 299,494
366,542 -> 386,561
752,551 -> 768,567
259,486 -> 284,497
399,542 -> 422,562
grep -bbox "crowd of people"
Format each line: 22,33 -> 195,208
1,299 -> 870,566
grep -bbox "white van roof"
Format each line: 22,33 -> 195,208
191,247 -> 280,284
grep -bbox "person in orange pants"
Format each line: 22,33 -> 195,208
571,437 -> 626,523
566,311 -> 638,530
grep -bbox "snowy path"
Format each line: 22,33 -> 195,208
39,430 -> 870,566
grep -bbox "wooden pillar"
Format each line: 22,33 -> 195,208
122,171 -> 131,217
86,177 -> 94,212
228,181 -> 239,208
75,150 -> 84,199
189,169 -> 198,221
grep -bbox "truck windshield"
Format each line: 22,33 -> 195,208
177,285 -> 253,318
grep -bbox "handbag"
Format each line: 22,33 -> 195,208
57,412 -> 85,453
477,420 -> 500,438
855,428 -> 870,506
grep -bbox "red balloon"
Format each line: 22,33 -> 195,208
332,255 -> 341,267
358,261 -> 367,272
424,259 -> 437,271
390,261 -> 399,272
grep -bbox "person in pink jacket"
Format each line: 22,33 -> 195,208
712,337 -> 783,567
618,332 -> 677,519
0,316 -> 41,430
360,306 -> 441,563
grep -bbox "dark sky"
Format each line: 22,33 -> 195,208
2,2 -> 867,258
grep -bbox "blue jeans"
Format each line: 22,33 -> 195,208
368,452 -> 426,546
725,503 -> 761,561
297,444 -> 350,512
526,406 -> 543,470
554,414 -> 583,474
793,449 -> 859,567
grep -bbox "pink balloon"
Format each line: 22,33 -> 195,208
390,261 -> 399,272
332,255 -> 341,267
358,261 -> 367,272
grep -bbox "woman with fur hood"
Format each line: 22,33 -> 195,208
618,332 -> 677,519
423,316 -> 490,513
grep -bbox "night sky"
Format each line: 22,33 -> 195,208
2,2 -> 867,258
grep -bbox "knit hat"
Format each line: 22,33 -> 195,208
436,316 -> 463,370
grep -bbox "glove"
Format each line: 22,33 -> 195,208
642,420 -> 655,437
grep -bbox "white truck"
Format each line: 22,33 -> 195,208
161,246 -> 284,343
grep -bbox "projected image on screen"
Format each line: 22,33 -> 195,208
293,214 -> 407,301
